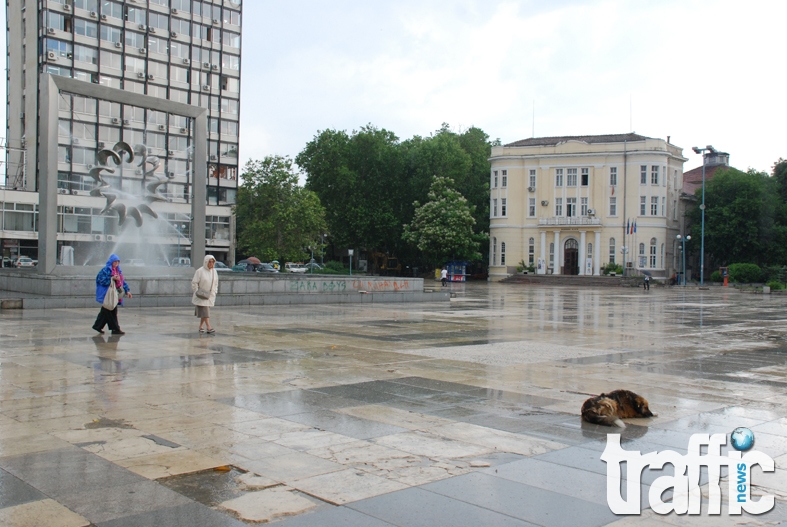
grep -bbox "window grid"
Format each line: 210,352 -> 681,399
651,166 -> 659,185
528,238 -> 535,264
567,168 -> 577,187
609,238 -> 616,265
640,196 -> 646,216
651,196 -> 658,216
529,169 -> 536,188
501,198 -> 507,217
555,168 -> 563,187
501,242 -> 506,266
555,198 -> 563,217
580,197 -> 588,216
610,167 -> 617,186
650,238 -> 657,268
640,165 -> 647,184
528,198 -> 535,217
501,170 -> 507,188
609,197 -> 617,216
581,167 -> 589,186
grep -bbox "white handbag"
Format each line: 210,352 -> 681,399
102,283 -> 118,310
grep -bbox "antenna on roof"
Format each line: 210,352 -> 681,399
532,100 -> 535,138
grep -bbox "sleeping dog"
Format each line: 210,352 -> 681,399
581,390 -> 654,428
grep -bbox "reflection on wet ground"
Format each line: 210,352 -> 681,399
1,283 -> 787,525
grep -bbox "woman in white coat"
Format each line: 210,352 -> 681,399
192,255 -> 219,333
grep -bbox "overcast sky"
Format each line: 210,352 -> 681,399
3,1 -> 785,175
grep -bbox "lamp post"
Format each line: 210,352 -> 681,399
677,234 -> 691,286
348,249 -> 353,276
321,233 -> 327,265
691,145 -> 715,286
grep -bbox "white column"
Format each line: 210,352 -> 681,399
539,231 -> 547,274
579,231 -> 586,276
553,230 -> 561,274
594,231 -> 601,276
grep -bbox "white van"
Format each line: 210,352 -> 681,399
171,257 -> 191,267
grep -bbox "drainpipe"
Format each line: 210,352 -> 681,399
622,141 -> 628,275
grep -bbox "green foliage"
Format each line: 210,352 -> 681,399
323,261 -> 345,272
234,156 -> 327,264
297,124 -> 492,262
727,263 -> 763,283
402,176 -> 487,265
602,262 -> 623,275
767,281 -> 785,290
709,271 -> 722,282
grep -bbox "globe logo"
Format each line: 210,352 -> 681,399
731,427 -> 755,451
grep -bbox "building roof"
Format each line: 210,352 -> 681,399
504,133 -> 653,148
682,164 -> 730,196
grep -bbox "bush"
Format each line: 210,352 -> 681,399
709,271 -> 722,282
324,261 -> 345,272
728,263 -> 763,283
767,281 -> 785,290
602,262 -> 624,275
761,265 -> 782,283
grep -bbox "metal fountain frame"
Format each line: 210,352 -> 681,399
38,73 -> 208,274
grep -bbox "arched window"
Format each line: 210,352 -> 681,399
528,238 -> 535,264
639,243 -> 645,255
492,237 -> 497,266
650,237 -> 657,268
549,242 -> 555,268
501,242 -> 506,265
587,242 -> 593,258
660,243 -> 665,269
609,238 -> 616,265
639,243 -> 646,268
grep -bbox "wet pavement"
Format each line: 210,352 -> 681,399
2,282 -> 787,526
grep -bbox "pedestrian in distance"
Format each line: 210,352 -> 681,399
192,255 -> 219,333
93,254 -> 131,335
441,267 -> 448,287
643,275 -> 651,291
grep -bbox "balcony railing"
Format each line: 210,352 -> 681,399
538,217 -> 601,226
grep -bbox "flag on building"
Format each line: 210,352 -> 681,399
626,219 -> 630,234
633,222 -> 637,233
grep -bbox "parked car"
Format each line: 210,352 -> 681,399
285,262 -> 307,273
214,261 -> 231,272
303,262 -> 323,271
171,257 -> 191,267
2,257 -> 12,268
127,259 -> 145,266
15,257 -> 35,268
256,263 -> 279,273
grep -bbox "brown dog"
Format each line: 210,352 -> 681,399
581,390 -> 654,428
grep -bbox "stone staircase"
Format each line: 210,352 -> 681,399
501,273 -> 638,287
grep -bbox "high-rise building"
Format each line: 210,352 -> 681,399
2,0 -> 242,266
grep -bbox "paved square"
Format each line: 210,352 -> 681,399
1,283 -> 786,525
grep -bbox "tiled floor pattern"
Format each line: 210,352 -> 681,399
2,284 -> 787,525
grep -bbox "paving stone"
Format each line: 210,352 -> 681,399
0,468 -> 47,509
0,498 -> 90,527
95,502 -> 247,527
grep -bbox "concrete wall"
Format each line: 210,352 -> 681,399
0,271 -> 446,309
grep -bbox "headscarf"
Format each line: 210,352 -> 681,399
106,254 -> 124,289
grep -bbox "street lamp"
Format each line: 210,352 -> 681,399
692,145 -> 715,286
677,234 -> 691,286
321,233 -> 327,265
348,249 -> 353,276
176,223 -> 187,260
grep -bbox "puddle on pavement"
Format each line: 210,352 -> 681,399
85,417 -> 133,429
158,466 -> 250,507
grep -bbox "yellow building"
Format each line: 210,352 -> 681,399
488,133 -> 687,281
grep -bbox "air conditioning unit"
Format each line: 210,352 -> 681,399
147,74 -> 154,80
149,27 -> 156,33
111,117 -> 120,124
92,76 -> 100,83
211,64 -> 218,70
100,14 -> 107,20
212,18 -> 219,24
89,11 -> 97,17
47,27 -> 56,34
527,186 -> 535,192
182,58 -> 190,65
137,72 -> 145,78
122,119 -> 130,125
114,42 -> 122,48
202,62 -> 210,68
72,138 -> 80,144
541,200 -> 549,206
94,234 -> 104,241
47,51 -> 57,60
202,85 -> 210,91
66,52 -> 73,59
70,189 -> 81,195
106,235 -> 116,242
171,8 -> 179,14
171,31 -> 178,38
63,4 -> 71,10
587,209 -> 595,215
209,154 -> 217,160
87,164 -> 94,169
138,23 -> 146,30
179,127 -> 188,133
138,48 -> 146,54
57,188 -> 68,194
168,150 -> 175,156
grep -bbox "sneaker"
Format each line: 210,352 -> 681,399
92,326 -> 105,334
111,330 -> 126,335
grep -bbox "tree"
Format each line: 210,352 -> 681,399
687,167 -> 779,266
402,175 -> 486,265
234,156 -> 327,263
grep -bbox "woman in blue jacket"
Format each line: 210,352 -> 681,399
93,254 -> 132,334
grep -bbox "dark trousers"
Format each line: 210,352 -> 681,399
441,278 -> 447,286
93,307 -> 120,332
644,280 -> 650,290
